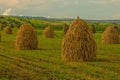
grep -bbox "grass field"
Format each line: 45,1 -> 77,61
0,27 -> 120,80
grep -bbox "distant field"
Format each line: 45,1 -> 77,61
0,26 -> 120,80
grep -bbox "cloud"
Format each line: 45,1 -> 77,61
27,0 -> 80,9
0,0 -> 19,7
0,0 -> 31,8
2,8 -> 12,16
0,0 -> 120,19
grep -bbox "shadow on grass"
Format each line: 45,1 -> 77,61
95,58 -> 110,62
37,47 -> 60,51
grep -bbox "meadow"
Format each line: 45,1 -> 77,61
0,17 -> 120,80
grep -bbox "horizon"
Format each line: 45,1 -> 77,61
0,0 -> 120,20
1,15 -> 120,20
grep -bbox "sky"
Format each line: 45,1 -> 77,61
0,0 -> 120,19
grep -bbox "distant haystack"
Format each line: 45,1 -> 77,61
5,26 -> 12,34
43,26 -> 54,38
15,23 -> 38,50
62,17 -> 97,61
102,26 -> 119,44
63,24 -> 69,34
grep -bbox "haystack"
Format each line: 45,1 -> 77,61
62,17 -> 97,61
102,26 -> 119,44
63,24 -> 69,34
15,23 -> 38,50
43,26 -> 54,38
5,26 -> 12,34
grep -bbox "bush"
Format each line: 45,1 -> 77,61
63,24 -> 69,34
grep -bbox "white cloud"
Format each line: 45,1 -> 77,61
0,0 -> 19,7
19,14 -> 23,16
0,0 -> 31,8
47,16 -> 50,18
2,8 -> 12,16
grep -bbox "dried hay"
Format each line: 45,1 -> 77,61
15,23 -> 38,50
43,26 -> 54,38
102,26 -> 119,44
63,24 -> 69,34
62,17 -> 97,61
5,26 -> 12,34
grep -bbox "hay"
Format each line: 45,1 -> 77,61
15,23 -> 38,50
43,26 -> 54,38
63,24 -> 69,34
102,26 -> 119,44
5,26 -> 12,34
62,17 -> 97,61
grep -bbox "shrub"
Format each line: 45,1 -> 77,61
113,25 -> 119,32
9,24 -> 14,28
0,23 -> 3,30
89,25 -> 96,33
63,24 -> 69,34
0,33 -> 1,41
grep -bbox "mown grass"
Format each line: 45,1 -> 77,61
0,27 -> 120,80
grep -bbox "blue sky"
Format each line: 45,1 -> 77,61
0,0 -> 120,19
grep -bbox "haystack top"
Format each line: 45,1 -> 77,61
68,17 -> 88,35
105,26 -> 117,32
19,23 -> 34,30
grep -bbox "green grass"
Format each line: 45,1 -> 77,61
0,28 -> 120,80
30,19 -> 69,30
